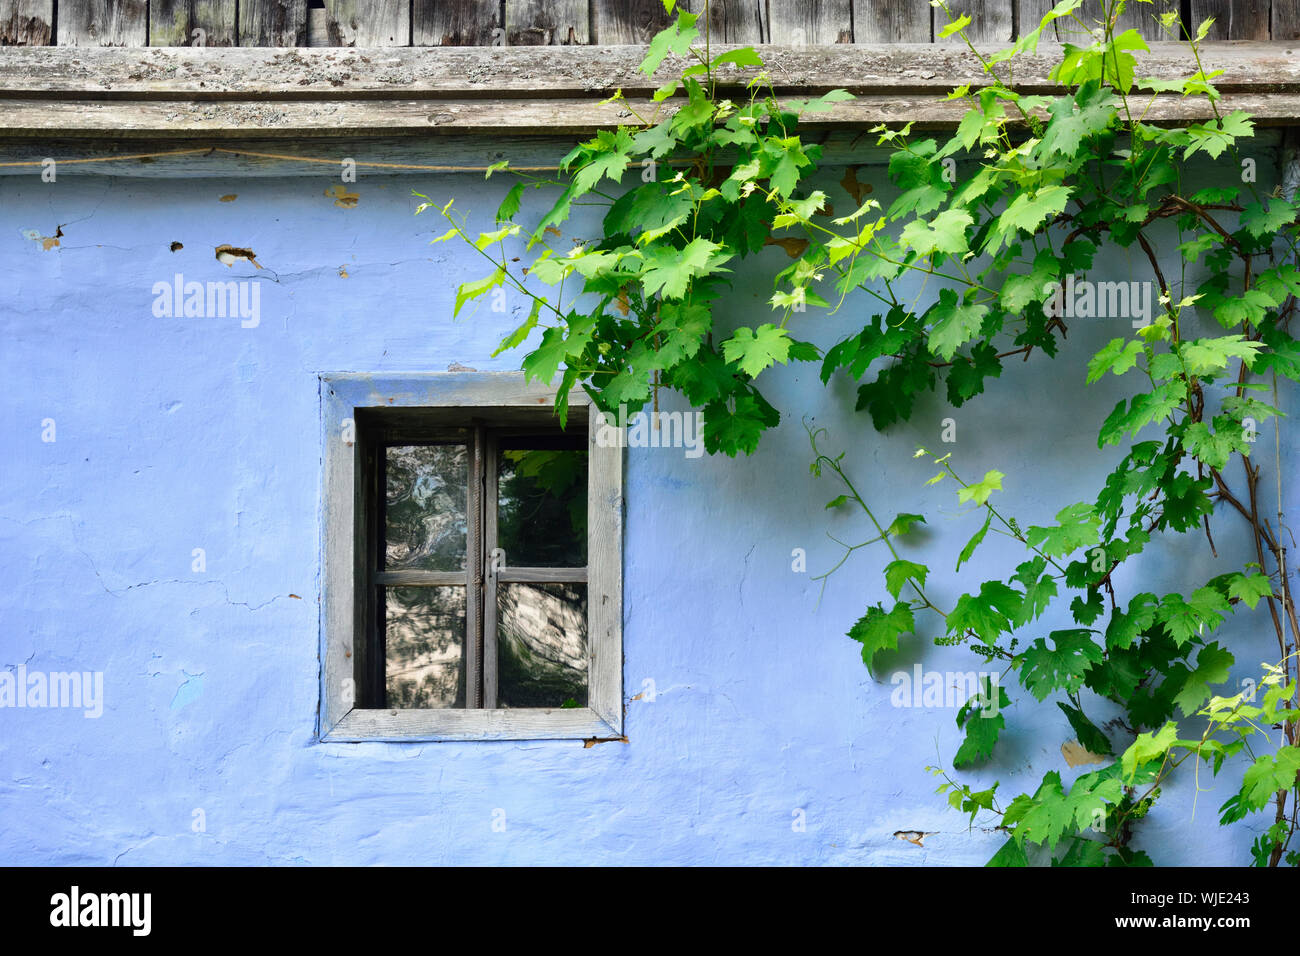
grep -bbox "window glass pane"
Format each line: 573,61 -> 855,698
497,447 -> 587,567
385,586 -> 466,708
496,583 -> 587,709
385,444 -> 467,571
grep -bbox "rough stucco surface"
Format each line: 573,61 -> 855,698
0,151 -> 1294,865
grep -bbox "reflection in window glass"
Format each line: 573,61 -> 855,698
385,586 -> 466,708
385,444 -> 467,571
497,447 -> 587,567
497,583 -> 588,708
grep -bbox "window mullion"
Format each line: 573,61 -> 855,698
368,438 -> 386,708
483,431 -> 499,709
466,424 -> 487,709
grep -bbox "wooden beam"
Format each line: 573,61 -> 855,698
57,0 -> 148,46
150,1 -> 238,47
0,0 -> 52,45
1,89 -> 1297,139
0,127 -> 1284,176
1,42 -> 1296,99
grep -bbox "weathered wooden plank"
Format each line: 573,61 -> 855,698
4,90 -> 1298,140
1189,0 -> 1271,41
4,42 -> 1296,99
585,403 -> 623,734
767,0 -> 853,44
1276,2 -> 1300,42
150,1 -> 238,47
323,0 -> 411,46
5,127 -> 1287,177
414,0 -> 501,45
1118,0 -> 1181,40
696,0 -> 766,44
0,135 -> 622,176
1015,0 -> 1055,38
240,0 -> 307,46
937,0 -> 1013,44
325,706 -> 619,741
592,0 -> 676,43
0,0 -> 51,45
505,0 -> 589,45
57,0 -> 148,46
852,0 -> 929,43
1018,0 -> 1178,42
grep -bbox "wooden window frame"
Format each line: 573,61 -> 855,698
319,372 -> 623,742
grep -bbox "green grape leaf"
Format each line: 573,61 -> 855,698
1019,629 -> 1103,700
849,601 -> 916,673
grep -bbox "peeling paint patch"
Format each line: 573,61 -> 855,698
169,241 -> 183,252
1061,739 -> 1107,767
214,244 -> 262,269
338,266 -> 349,278
219,194 -> 238,203
765,236 -> 807,258
169,671 -> 204,711
840,165 -> 873,205
894,830 -> 934,847
324,184 -> 359,208
582,735 -> 628,748
21,225 -> 62,251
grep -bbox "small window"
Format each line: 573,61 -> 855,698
319,374 -> 623,741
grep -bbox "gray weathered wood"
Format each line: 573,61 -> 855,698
0,133 -> 898,176
58,0 -> 147,46
592,0 -> 675,43
1020,0 -> 1180,42
852,0 -> 929,43
1277,2 -> 1300,42
695,0 -> 766,44
325,706 -> 619,741
376,570 -> 467,585
150,1 -> 237,47
497,567 -> 589,582
7,87 -> 1298,138
1189,0 -> 1271,41
938,0 -> 1013,44
414,0 -> 500,45
505,0 -> 589,45
767,0 -> 853,44
466,423 -> 485,707
4,42 -> 1295,99
483,432 -> 500,709
1118,0 -> 1180,40
240,0 -> 307,46
0,0 -> 51,45
323,0 -> 411,46
585,403 -> 623,733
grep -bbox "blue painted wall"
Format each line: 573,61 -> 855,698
1,145 -> 1293,865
